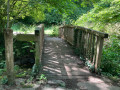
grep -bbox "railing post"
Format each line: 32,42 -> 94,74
95,36 -> 104,72
34,24 -> 44,72
35,30 -> 40,66
4,29 -> 15,85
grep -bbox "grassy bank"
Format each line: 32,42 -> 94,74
11,23 -> 59,37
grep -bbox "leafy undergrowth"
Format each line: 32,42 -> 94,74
101,35 -> 120,79
0,64 -> 47,88
14,40 -> 35,68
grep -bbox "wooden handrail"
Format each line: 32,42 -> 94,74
59,25 -> 108,72
59,25 -> 108,38
75,26 -> 108,38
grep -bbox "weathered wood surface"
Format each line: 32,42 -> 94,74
59,25 -> 108,39
95,36 -> 104,71
15,34 -> 35,41
35,24 -> 44,66
15,24 -> 44,67
4,29 -> 15,85
59,25 -> 108,72
59,26 -> 74,45
75,26 -> 108,38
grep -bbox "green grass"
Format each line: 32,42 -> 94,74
11,23 -> 36,34
44,25 -> 59,36
44,26 -> 53,35
11,23 -> 59,36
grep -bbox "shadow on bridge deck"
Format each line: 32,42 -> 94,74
42,36 -> 92,79
41,36 -> 120,90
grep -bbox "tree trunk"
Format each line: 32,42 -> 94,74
7,0 -> 10,28
4,29 -> 15,85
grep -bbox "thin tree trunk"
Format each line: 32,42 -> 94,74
7,0 -> 10,28
4,29 -> 15,85
5,0 -> 15,85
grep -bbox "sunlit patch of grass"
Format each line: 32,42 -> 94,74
44,27 -> 53,35
11,22 -> 36,34
11,23 -> 59,36
44,25 -> 59,36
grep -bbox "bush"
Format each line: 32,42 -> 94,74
51,26 -> 59,37
1,76 -> 8,85
17,16 -> 36,25
101,35 -> 120,76
43,9 -> 62,26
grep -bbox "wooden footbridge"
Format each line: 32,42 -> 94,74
5,24 -> 120,89
15,24 -> 108,73
4,24 -> 120,90
5,24 -> 109,84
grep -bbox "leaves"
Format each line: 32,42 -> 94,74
0,0 -> 81,29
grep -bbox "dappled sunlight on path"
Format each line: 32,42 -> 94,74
41,36 -> 120,90
42,37 -> 91,79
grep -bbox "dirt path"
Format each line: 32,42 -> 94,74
41,36 -> 120,90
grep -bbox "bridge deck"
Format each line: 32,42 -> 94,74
42,36 -> 92,79
41,36 -> 120,90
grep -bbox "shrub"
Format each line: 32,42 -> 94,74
101,35 -> 120,76
1,76 -> 8,85
51,26 -> 59,37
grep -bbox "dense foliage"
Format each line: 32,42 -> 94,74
0,0 -> 79,31
75,0 -> 120,32
101,36 -> 120,76
75,0 -> 120,78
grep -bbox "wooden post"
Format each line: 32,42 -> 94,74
4,29 -> 15,85
35,30 -> 40,66
35,24 -> 44,66
59,27 -> 61,38
77,30 -> 80,48
95,36 -> 104,72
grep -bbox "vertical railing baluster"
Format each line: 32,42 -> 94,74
79,30 -> 82,57
91,34 -> 95,63
89,33 -> 93,62
95,36 -> 104,72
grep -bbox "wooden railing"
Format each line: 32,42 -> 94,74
15,24 -> 44,66
59,25 -> 108,71
59,25 -> 74,45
